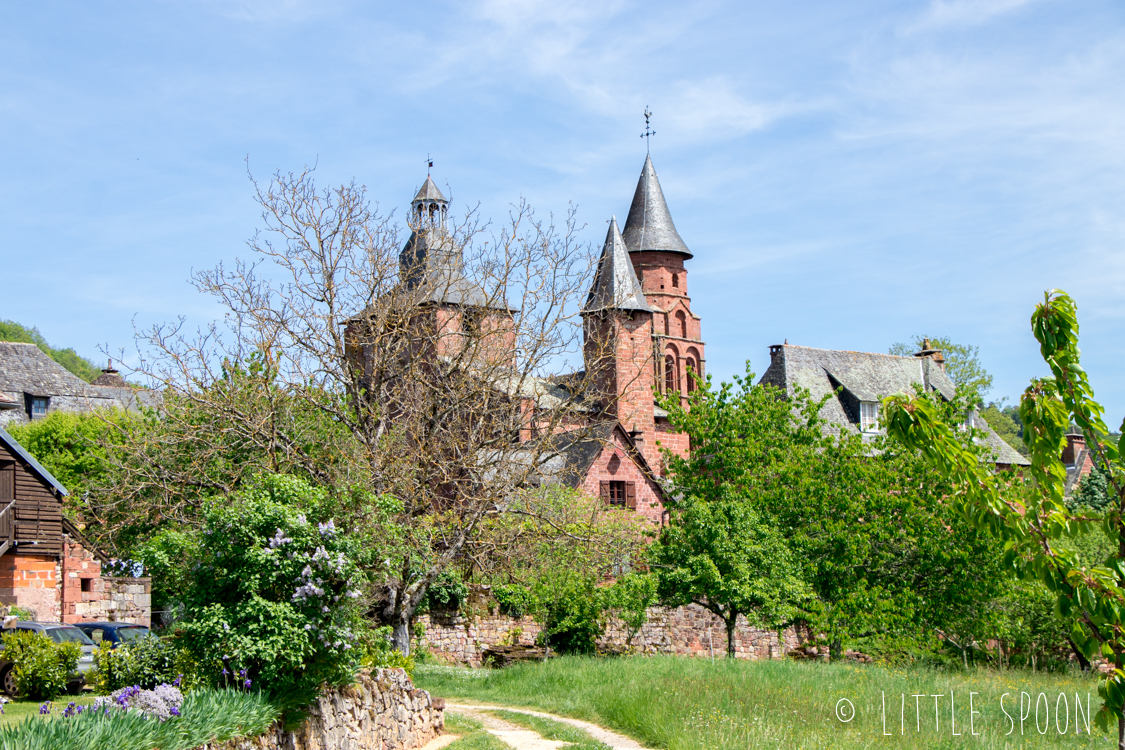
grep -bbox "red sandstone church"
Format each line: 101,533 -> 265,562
354,154 -> 1028,527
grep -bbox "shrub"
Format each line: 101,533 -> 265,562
493,584 -> 534,619
422,570 -> 468,614
91,637 -> 199,693
532,571 -> 604,655
178,474 -> 368,699
358,626 -> 415,677
0,631 -> 81,701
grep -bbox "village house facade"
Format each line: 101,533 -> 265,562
0,427 -> 150,625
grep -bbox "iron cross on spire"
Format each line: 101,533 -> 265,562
640,108 -> 655,153
426,155 -> 433,176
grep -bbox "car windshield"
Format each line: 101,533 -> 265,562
47,627 -> 95,645
116,627 -> 151,643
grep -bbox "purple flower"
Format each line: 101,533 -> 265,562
221,668 -> 229,676
173,674 -> 182,687
170,706 -> 181,717
63,702 -> 76,718
39,702 -> 51,715
244,679 -> 252,689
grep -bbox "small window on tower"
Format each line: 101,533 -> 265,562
461,309 -> 482,336
672,273 -> 679,288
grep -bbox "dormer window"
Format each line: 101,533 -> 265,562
28,396 -> 48,420
860,401 -> 880,432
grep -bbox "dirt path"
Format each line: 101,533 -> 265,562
445,702 -> 653,750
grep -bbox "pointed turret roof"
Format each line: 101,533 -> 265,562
621,155 -> 692,259
413,175 -> 447,203
582,218 -> 653,314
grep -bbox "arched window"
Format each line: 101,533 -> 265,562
665,355 -> 677,393
676,310 -> 687,338
663,314 -> 669,335
685,358 -> 696,392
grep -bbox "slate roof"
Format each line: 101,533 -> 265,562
582,218 -> 653,314
413,176 -> 447,203
759,344 -> 1029,466
621,155 -> 692,259
0,342 -> 160,414
399,229 -> 503,308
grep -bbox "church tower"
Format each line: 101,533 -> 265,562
621,155 -> 705,404
582,217 -> 656,462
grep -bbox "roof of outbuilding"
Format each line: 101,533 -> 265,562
621,155 -> 692,259
0,342 -> 103,398
582,218 -> 653,314
0,426 -> 68,496
758,344 -> 1029,466
532,421 -> 662,490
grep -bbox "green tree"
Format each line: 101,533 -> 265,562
650,488 -> 808,657
884,290 -> 1125,743
981,402 -> 1027,455
657,364 -> 1009,661
6,411 -> 125,512
889,336 -> 993,404
0,320 -> 102,383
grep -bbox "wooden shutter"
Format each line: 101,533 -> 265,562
625,482 -> 637,510
599,481 -> 610,504
0,462 -> 13,501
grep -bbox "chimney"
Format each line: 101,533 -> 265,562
769,340 -> 789,363
913,338 -> 945,371
1062,430 -> 1085,466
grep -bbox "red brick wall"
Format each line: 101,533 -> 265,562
0,554 -> 60,621
580,428 -> 665,525
584,312 -> 657,467
60,537 -> 103,624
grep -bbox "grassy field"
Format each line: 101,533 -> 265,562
416,656 -> 1111,749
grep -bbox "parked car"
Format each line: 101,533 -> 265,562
0,621 -> 97,695
75,622 -> 153,649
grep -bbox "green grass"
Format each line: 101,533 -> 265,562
0,696 -> 99,727
415,656 -> 1110,749
444,711 -> 511,750
490,709 -> 612,750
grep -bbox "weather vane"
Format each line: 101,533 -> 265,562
640,108 -> 655,153
426,154 -> 433,176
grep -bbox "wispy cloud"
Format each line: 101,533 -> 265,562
905,0 -> 1042,33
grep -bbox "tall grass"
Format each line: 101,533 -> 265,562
416,656 -> 1109,749
0,688 -> 278,750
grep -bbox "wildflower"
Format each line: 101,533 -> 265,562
244,679 -> 252,689
173,674 -> 182,687
170,706 -> 181,717
39,702 -> 51,715
221,668 -> 229,676
63,702 -> 76,717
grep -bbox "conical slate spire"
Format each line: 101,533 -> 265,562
621,154 -> 692,259
413,175 -> 447,203
583,217 -> 653,314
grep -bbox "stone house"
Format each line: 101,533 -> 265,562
758,343 -> 1029,469
0,342 -> 158,429
0,426 -> 150,625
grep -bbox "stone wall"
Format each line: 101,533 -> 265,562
60,535 -> 151,625
198,668 -> 444,750
419,603 -> 804,666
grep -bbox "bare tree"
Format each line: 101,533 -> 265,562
95,167 -> 634,652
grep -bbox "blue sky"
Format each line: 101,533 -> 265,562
2,0 -> 1123,423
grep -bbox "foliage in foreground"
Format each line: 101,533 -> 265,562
0,688 -> 277,750
177,474 -> 368,698
885,290 -> 1125,738
91,636 -> 198,693
416,656 -> 1107,750
0,632 -> 81,701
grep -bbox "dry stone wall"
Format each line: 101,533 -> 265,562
196,668 -> 444,750
419,603 -> 804,666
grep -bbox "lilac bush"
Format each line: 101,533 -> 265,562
92,682 -> 183,721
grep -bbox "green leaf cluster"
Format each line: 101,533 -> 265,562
90,637 -> 198,693
884,290 -> 1125,734
0,631 -> 81,701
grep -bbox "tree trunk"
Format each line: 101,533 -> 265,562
726,615 -> 737,658
1067,637 -> 1091,672
392,619 -> 412,656
830,637 -> 843,662
962,646 -> 968,670
1118,713 -> 1124,750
